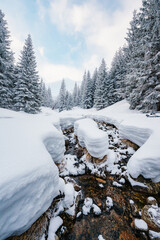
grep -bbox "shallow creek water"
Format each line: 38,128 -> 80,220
57,122 -> 157,240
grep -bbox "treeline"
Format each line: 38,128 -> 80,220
57,0 -> 160,113
0,10 -> 53,113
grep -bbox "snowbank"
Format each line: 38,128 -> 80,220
0,107 -> 65,239
59,107 -> 96,130
88,100 -> 160,182
74,118 -> 108,159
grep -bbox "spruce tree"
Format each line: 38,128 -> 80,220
0,10 -> 15,109
73,82 -> 78,107
80,71 -> 87,108
94,59 -> 107,110
58,79 -> 66,112
91,68 -> 98,107
14,35 -> 41,113
84,71 -> 93,109
65,90 -> 73,110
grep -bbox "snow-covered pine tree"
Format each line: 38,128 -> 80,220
58,79 -> 66,112
103,70 -> 114,108
90,68 -> 98,107
94,59 -> 107,110
109,48 -> 127,103
65,90 -> 73,110
125,10 -> 143,109
0,10 -> 15,109
46,87 -> 53,108
136,0 -> 160,112
77,86 -> 81,107
14,34 -> 41,113
80,71 -> 87,108
40,78 -> 47,107
83,71 -> 93,109
73,82 -> 78,107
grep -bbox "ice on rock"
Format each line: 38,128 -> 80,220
129,199 -> 135,205
134,219 -> 148,231
60,154 -> 85,176
148,206 -> 160,227
74,118 -> 108,159
99,183 -> 104,188
113,181 -> 122,188
76,211 -> 82,218
82,197 -> 93,215
48,216 -> 63,240
119,178 -> 125,184
93,204 -> 101,215
149,230 -> 160,239
98,235 -> 106,240
0,108 -> 65,240
63,183 -> 75,209
106,197 -> 113,211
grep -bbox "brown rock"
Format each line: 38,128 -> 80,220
141,205 -> 160,232
130,203 -> 140,218
147,196 -> 158,206
85,150 -> 107,164
131,218 -> 148,232
96,178 -> 106,184
121,139 -> 139,150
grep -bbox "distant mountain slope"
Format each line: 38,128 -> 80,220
47,79 -> 79,98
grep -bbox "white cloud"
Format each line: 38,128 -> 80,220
36,0 -> 47,20
49,0 -> 142,68
39,62 -> 82,83
38,47 -> 44,57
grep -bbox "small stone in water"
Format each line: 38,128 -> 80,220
92,204 -> 101,215
76,211 -> 82,218
106,196 -> 113,211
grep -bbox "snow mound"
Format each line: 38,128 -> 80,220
60,115 -> 84,130
48,216 -> 63,240
0,108 -> 65,239
134,219 -> 148,231
59,107 -> 96,130
82,197 -> 93,215
74,118 -> 108,159
88,100 -> 160,182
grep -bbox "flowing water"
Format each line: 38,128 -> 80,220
56,122 -> 155,240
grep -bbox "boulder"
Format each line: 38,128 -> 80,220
141,205 -> 160,232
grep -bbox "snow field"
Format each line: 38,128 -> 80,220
0,108 -> 65,239
74,118 -> 108,159
87,100 -> 160,183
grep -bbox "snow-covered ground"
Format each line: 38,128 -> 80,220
87,100 -> 160,183
0,107 -> 65,240
58,107 -> 95,130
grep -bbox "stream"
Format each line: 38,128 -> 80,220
56,122 -> 157,240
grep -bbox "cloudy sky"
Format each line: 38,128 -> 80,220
0,0 -> 142,83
